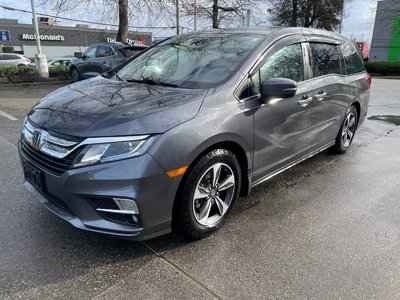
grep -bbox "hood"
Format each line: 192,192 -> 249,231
28,76 -> 207,137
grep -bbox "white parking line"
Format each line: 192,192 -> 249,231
0,110 -> 18,121
0,134 -> 17,150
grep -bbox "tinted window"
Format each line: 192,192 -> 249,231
97,45 -> 112,57
248,44 -> 303,96
4,54 -> 18,60
341,41 -> 365,75
310,43 -> 341,77
118,34 -> 263,89
84,46 -> 97,58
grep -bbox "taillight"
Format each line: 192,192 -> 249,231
365,74 -> 372,87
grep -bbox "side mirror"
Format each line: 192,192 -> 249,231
260,78 -> 298,103
74,52 -> 83,59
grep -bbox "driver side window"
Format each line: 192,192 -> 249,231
249,43 -> 304,96
84,46 -> 97,58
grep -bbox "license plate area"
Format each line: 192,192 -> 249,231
23,160 -> 44,192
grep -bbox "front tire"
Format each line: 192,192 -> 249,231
70,67 -> 80,82
330,105 -> 358,154
174,149 -> 241,239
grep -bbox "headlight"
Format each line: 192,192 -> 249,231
72,136 -> 157,167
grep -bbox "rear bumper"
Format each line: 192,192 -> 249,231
19,141 -> 181,240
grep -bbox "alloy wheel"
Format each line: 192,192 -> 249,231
341,112 -> 356,147
192,163 -> 235,227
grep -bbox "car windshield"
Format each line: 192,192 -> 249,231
117,33 -> 264,89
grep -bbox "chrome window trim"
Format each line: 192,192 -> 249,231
22,121 -> 150,159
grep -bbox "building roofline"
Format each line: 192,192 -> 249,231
0,21 -> 152,35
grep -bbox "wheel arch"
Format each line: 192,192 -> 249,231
189,140 -> 251,197
172,136 -> 252,209
351,101 -> 361,127
70,65 -> 80,75
171,138 -> 251,232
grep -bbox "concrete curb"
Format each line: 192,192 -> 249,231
0,80 -> 71,90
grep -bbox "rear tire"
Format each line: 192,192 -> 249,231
330,105 -> 358,154
174,149 -> 241,239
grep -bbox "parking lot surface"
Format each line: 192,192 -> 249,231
1,79 -> 400,299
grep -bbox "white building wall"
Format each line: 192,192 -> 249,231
22,45 -> 88,58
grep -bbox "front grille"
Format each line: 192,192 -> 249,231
21,139 -> 82,176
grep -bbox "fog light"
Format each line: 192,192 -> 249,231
113,198 -> 139,214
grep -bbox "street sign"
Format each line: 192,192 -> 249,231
0,30 -> 10,42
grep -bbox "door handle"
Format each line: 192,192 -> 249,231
298,95 -> 313,107
314,91 -> 327,101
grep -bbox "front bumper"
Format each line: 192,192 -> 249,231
19,141 -> 181,240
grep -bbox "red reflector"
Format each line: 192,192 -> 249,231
365,75 -> 372,87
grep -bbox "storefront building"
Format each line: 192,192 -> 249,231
370,0 -> 400,62
0,19 -> 152,58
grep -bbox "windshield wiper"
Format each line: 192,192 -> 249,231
125,77 -> 180,88
101,70 -> 125,81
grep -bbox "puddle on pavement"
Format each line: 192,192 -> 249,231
367,115 -> 400,126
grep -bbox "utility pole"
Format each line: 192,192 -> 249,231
30,0 -> 48,78
245,9 -> 251,26
176,0 -> 180,35
194,0 -> 197,31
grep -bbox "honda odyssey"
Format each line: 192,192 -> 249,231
19,27 -> 370,240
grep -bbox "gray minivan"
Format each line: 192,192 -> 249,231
19,27 -> 370,240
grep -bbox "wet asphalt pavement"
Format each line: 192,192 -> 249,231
0,79 -> 400,299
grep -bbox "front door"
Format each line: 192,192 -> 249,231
250,42 -> 314,183
78,46 -> 98,78
91,45 -> 115,75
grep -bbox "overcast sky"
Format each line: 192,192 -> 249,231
0,0 -> 379,42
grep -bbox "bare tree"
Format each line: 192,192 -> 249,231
116,0 -> 128,42
39,0 -> 176,41
180,0 -> 265,29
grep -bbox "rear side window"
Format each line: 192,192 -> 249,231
341,41 -> 365,75
310,43 -> 341,77
119,47 -> 144,58
97,45 -> 112,57
2,54 -> 14,60
3,54 -> 17,60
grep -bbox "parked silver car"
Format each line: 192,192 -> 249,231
0,53 -> 31,67
28,57 -> 74,68
19,27 -> 370,240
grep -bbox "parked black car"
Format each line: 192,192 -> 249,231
69,42 -> 148,81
